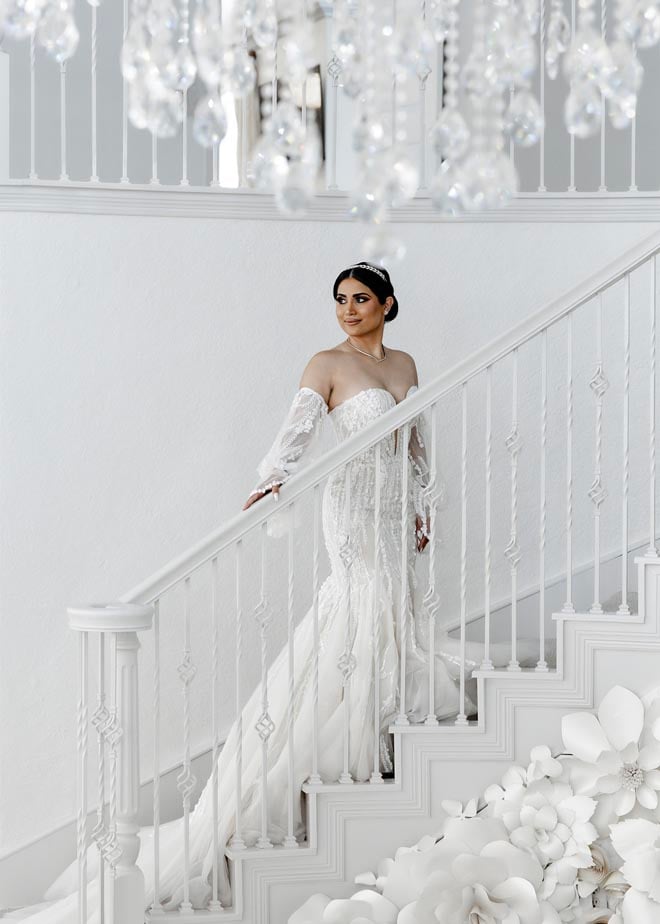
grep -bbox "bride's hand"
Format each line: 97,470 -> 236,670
242,483 -> 281,510
415,514 -> 430,553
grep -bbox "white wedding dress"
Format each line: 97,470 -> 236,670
6,385 -> 539,922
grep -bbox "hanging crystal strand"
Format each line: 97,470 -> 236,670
300,0 -> 307,132
29,34 -> 36,179
90,2 -> 99,181
307,483 -> 323,785
396,423 -> 411,726
538,0 -> 546,191
90,635 -> 108,921
230,539 -> 246,849
208,562 -> 223,908
371,441 -> 385,776
648,255 -> 659,558
149,599 -> 164,913
326,5 -> 341,190
391,0 -> 397,146
60,61 -> 68,180
618,274 -> 631,614
424,402 -> 443,722
180,0 -> 191,186
418,0 -> 430,188
599,0 -> 606,190
505,348 -> 522,671
589,292 -> 609,613
482,366 -> 494,669
470,0 -> 488,158
240,21 -> 249,187
176,576 -> 197,912
255,521 -> 274,849
284,509 -> 300,842
536,330 -> 549,671
76,631 -> 88,924
563,312 -> 575,612
338,461 -> 357,780
121,0 -> 129,182
456,384 -> 468,725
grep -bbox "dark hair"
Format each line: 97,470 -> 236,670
332,262 -> 399,323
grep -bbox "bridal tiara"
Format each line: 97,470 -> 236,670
348,263 -> 388,283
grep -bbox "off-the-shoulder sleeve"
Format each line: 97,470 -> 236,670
250,386 -> 329,498
405,385 -> 448,537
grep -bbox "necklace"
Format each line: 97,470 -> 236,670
345,337 -> 387,362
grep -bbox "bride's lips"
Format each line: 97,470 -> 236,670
345,319 -> 360,324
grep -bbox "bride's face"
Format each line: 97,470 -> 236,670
335,277 -> 391,335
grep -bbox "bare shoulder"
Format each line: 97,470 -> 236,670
388,348 -> 419,383
298,351 -> 334,402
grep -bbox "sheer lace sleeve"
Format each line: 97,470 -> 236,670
249,386 -> 329,498
405,385 -> 448,537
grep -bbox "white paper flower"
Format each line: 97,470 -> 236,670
609,818 -> 660,923
562,686 -> 660,826
287,889 -> 399,924
527,745 -> 564,782
388,817 -> 545,924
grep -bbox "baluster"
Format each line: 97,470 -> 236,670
456,383 -> 468,725
90,634 -> 108,922
598,0 -> 606,191
176,576 -> 197,912
563,312 -> 575,612
150,599 -> 163,914
209,562 -> 223,908
538,0 -> 546,192
105,637 -> 121,904
29,34 -> 36,179
424,402 -> 443,721
285,507 -> 300,841
537,330 -> 549,670
121,0 -> 129,183
505,348 -> 522,671
371,441 -> 387,772
326,3 -> 341,191
648,254 -> 658,557
91,3 -> 99,181
60,62 -> 68,181
150,133 -> 159,185
482,366 -> 494,669
619,274 -> 631,614
308,484 -> 323,785
629,40 -> 637,192
255,522 -> 274,849
396,422 -> 411,726
76,630 -> 89,924
589,292 -> 609,612
339,461 -> 357,779
230,540 -> 246,849
568,0 -> 576,191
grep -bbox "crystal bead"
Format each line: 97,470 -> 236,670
503,89 -> 544,146
429,160 -> 466,215
564,83 -> 603,138
146,89 -> 184,138
249,137 -> 290,191
459,151 -> 518,211
381,149 -> 419,208
162,43 -> 197,92
221,45 -> 256,95
146,0 -> 179,38
601,40 -> 643,102
429,108 -> 470,160
192,7 -> 224,87
563,27 -> 615,89
3,0 -> 46,39
362,229 -> 407,267
274,161 -> 315,216
282,25 -> 316,84
193,94 -> 228,147
121,22 -> 151,83
38,6 -> 80,62
252,6 -> 278,48
271,100 -> 306,157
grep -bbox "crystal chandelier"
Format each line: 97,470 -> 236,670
3,0 -> 658,262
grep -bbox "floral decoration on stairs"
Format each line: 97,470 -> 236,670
289,684 -> 660,924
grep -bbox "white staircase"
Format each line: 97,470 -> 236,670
11,229 -> 660,924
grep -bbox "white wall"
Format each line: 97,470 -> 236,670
1,211 -> 658,877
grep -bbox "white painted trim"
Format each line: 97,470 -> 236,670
2,181 -> 660,222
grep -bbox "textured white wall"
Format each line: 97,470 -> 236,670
0,212 -> 657,869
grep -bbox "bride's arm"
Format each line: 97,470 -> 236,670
243,354 -> 332,509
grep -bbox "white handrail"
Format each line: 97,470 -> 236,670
120,227 -> 660,606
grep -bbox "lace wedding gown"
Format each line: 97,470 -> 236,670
7,385 -> 535,922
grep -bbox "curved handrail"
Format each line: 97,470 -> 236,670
120,228 -> 660,606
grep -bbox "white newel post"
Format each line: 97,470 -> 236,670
68,603 -> 154,924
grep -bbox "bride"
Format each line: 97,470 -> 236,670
8,261 -> 536,922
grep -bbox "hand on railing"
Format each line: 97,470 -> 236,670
416,513 -> 430,554
242,482 -> 282,510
